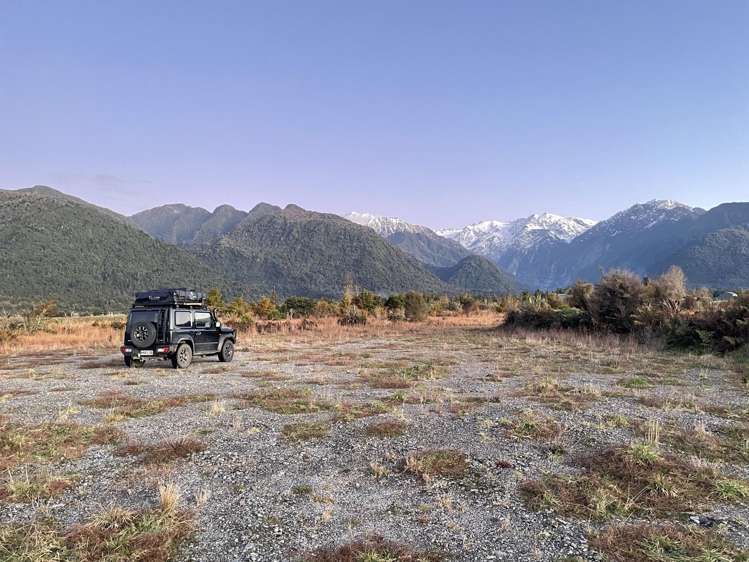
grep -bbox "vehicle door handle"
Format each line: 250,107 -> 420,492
195,331 -> 202,335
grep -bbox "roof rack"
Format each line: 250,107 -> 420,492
132,288 -> 207,308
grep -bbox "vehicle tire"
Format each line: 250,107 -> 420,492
172,343 -> 193,369
218,340 -> 234,363
131,321 -> 156,349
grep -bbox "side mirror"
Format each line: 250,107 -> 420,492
215,321 -> 221,328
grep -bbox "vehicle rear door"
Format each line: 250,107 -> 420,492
193,311 -> 220,354
173,309 -> 194,350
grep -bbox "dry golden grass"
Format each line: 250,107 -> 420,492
281,421 -> 330,442
404,449 -> 468,481
366,419 -> 407,438
0,316 -> 125,355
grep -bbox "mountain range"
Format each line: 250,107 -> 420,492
1,186 -> 747,311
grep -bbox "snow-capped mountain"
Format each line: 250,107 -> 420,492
345,212 -> 431,237
438,213 -> 596,261
578,200 -> 703,239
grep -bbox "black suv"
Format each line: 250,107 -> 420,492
121,288 -> 236,369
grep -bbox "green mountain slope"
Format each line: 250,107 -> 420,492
0,187 -> 229,311
192,204 -> 449,297
430,255 -> 517,294
385,231 -> 470,268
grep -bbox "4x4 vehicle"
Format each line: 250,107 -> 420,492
121,288 -> 236,369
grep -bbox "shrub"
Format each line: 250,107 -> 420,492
589,270 -> 644,333
403,292 -> 428,322
281,297 -> 317,318
385,294 -> 406,311
206,288 -> 224,311
352,291 -> 383,314
459,294 -> 480,315
338,306 -> 367,326
253,296 -> 282,320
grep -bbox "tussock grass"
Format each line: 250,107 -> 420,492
521,377 -> 600,410
333,401 -> 389,422
0,492 -> 193,562
304,535 -> 444,562
80,391 -> 215,420
361,363 -> 445,389
235,387 -> 331,414
0,471 -> 74,503
366,419 -> 407,438
591,523 -> 748,562
0,420 -> 121,470
404,449 -> 468,481
281,421 -> 330,442
503,409 -> 563,441
521,443 -> 748,519
115,438 -> 205,465
635,420 -> 749,463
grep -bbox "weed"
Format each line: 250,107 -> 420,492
281,421 -> 330,441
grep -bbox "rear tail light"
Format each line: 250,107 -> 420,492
120,346 -> 132,354
158,346 -> 170,353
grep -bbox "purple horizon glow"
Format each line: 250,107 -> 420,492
1,1 -> 747,229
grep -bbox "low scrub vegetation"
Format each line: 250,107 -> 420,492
505,267 -> 749,354
304,535 -> 444,562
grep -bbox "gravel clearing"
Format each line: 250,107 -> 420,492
1,323 -> 747,561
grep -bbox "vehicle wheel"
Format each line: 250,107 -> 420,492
131,321 -> 156,348
218,340 -> 234,362
172,343 -> 193,369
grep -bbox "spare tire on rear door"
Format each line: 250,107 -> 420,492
131,321 -> 156,348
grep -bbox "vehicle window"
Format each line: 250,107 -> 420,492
175,311 -> 192,328
128,310 -> 159,326
194,311 -> 212,328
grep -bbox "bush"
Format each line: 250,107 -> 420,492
253,296 -> 282,320
281,297 -> 317,318
459,294 -> 480,315
506,302 -> 590,330
338,305 -> 367,326
385,294 -> 406,311
353,291 -> 383,314
664,292 -> 749,352
403,292 -> 429,322
589,270 -> 644,333
569,281 -> 593,311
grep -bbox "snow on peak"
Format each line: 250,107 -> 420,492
592,200 -> 700,235
345,212 -> 430,236
438,212 -> 596,258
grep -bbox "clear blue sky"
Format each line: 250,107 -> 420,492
1,1 -> 746,227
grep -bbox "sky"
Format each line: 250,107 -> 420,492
0,1 -> 747,228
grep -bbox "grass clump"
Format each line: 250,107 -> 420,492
0,472 -> 74,503
236,387 -> 331,414
503,409 -> 563,441
636,421 -> 749,463
115,437 -> 205,465
404,449 -> 467,481
522,377 -> 599,410
362,364 -> 444,389
81,390 -> 215,420
520,443 -> 747,519
366,419 -> 407,438
618,375 -> 653,389
590,523 -> 748,562
333,401 -> 389,422
0,420 -> 121,470
281,421 -> 330,442
0,488 -> 193,562
304,535 -> 444,562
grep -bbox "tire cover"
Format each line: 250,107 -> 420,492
131,321 -> 156,348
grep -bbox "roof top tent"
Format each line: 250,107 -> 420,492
132,288 -> 207,308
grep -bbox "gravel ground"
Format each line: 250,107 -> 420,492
1,325 -> 747,561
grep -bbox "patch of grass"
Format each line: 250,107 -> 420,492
361,363 -> 445,389
115,437 -> 205,465
404,449 -> 468,481
636,421 -> 749,463
521,377 -> 600,410
235,387 -> 331,414
0,420 -> 121,470
366,419 -> 407,438
590,523 -> 748,562
333,401 -> 389,422
304,535 -> 444,562
80,390 -> 215,420
618,375 -> 654,389
0,472 -> 74,503
503,409 -> 563,441
0,489 -> 193,562
520,443 -> 747,519
281,421 -> 330,441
